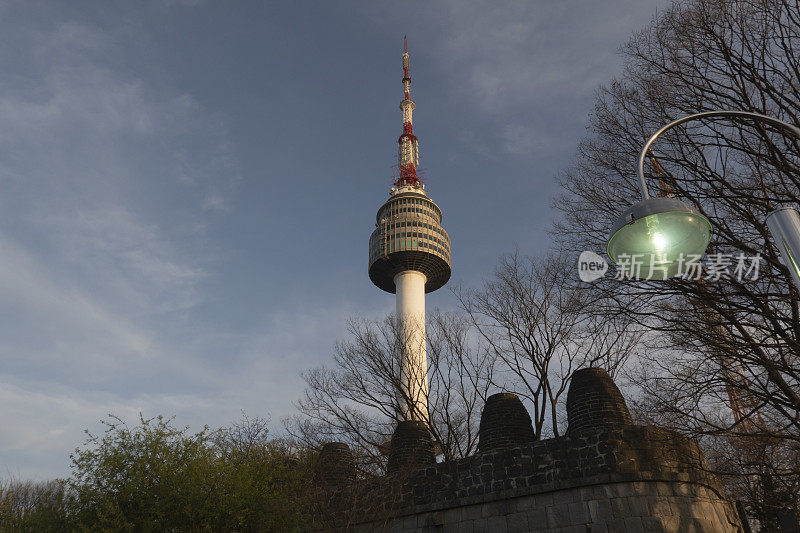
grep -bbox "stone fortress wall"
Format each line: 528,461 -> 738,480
314,368 -> 744,532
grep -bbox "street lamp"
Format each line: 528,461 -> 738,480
607,110 -> 800,290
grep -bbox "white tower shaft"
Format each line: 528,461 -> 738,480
394,270 -> 429,421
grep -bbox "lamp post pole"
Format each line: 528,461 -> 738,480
608,110 -> 800,292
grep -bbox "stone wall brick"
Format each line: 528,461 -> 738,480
442,522 -> 463,533
605,518 -> 627,531
610,497 -> 631,518
526,506 -> 547,527
567,501 -> 589,524
640,516 -> 665,533
650,498 -> 674,517
629,495 -> 651,516
462,504 -> 482,521
588,499 -> 613,522
506,511 -> 529,532
624,516 -> 645,531
487,514 -> 508,532
472,517 -> 489,531
457,521 -> 475,533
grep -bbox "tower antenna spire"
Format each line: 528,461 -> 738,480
397,37 -> 420,187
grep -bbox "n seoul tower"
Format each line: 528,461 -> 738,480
368,38 -> 452,423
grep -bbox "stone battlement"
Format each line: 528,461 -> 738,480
313,368 -> 744,532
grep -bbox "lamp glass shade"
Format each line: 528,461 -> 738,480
607,198 -> 712,280
766,207 -> 800,293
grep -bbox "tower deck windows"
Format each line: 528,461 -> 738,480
370,196 -> 450,287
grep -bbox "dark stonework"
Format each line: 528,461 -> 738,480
314,442 -> 355,486
322,424 -> 726,527
314,367 -> 742,532
478,393 -> 535,452
566,367 -> 632,434
386,420 -> 435,475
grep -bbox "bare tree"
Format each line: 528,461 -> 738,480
455,251 -> 643,438
286,309 -> 494,472
553,0 -> 800,523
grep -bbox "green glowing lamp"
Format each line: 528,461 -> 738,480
607,197 -> 712,280
606,111 -> 800,289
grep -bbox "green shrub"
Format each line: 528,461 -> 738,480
66,414 -> 312,532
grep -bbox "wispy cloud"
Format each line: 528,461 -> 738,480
0,234 -> 153,366
0,19 -> 221,359
32,207 -> 205,314
0,17 -> 243,477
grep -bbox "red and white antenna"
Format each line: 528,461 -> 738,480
396,36 -> 421,187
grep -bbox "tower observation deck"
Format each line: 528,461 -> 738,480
368,38 -> 451,423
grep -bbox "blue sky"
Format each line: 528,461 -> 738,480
0,0 -> 668,479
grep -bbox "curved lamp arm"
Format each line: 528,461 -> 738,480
636,110 -> 800,199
